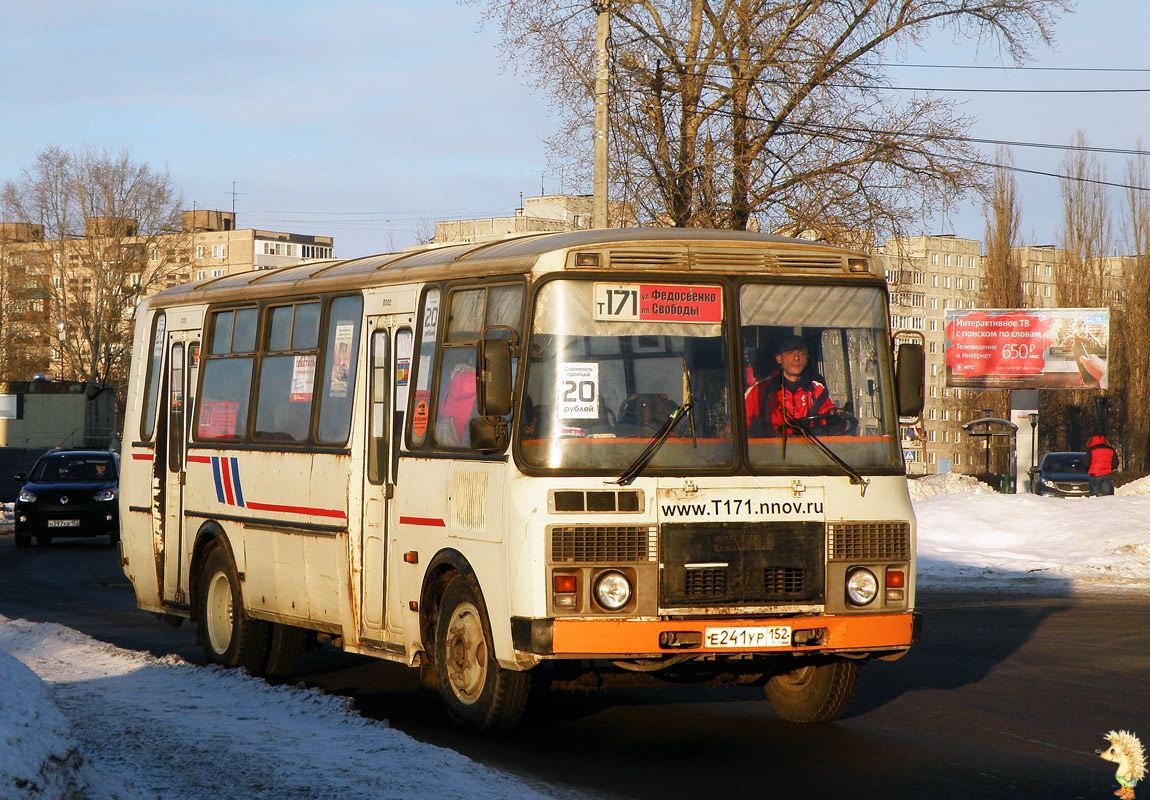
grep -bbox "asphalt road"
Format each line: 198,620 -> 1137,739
1,534 -> 1147,799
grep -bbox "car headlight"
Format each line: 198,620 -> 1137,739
593,570 -> 632,611
1041,478 -> 1055,489
94,487 -> 117,502
846,568 -> 879,606
17,489 -> 36,503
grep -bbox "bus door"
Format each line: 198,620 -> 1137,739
360,320 -> 412,643
161,331 -> 198,605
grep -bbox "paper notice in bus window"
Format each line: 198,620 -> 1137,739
412,390 -> 430,438
557,362 -> 599,419
198,401 -> 239,439
329,323 -> 355,397
396,357 -> 410,387
594,283 -> 722,323
291,355 -> 316,401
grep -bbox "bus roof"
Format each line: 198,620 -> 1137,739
145,227 -> 873,308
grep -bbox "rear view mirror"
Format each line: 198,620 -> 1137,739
896,342 -> 925,418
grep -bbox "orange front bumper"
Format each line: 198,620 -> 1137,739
512,612 -> 919,658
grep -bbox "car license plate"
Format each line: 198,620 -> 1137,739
704,626 -> 791,648
47,519 -> 80,528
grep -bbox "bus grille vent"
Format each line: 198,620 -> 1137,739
826,521 -> 911,561
775,253 -> 845,270
690,251 -> 776,271
449,470 -> 488,531
764,567 -> 805,595
551,489 -> 643,513
685,567 -> 726,598
607,250 -> 690,271
549,525 -> 656,563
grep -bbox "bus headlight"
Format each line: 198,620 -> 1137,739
846,568 -> 878,606
593,570 -> 632,611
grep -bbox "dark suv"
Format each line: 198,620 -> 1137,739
13,450 -> 120,547
1030,451 -> 1091,497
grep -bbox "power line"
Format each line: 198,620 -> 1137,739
882,63 -> 1150,73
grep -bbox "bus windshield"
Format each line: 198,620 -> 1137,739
520,279 -> 901,472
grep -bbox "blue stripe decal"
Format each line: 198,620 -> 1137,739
211,458 -> 225,503
230,457 -> 245,507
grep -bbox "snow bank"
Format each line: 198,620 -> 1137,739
908,472 -> 996,500
0,617 -> 558,800
0,647 -> 85,800
1117,474 -> 1150,495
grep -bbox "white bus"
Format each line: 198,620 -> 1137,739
119,228 -> 925,731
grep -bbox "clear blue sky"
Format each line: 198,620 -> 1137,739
2,1 -> 1147,258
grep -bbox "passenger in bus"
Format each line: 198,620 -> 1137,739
437,359 -> 477,446
745,335 -> 839,436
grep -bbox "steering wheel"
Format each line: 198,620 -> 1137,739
794,409 -> 857,436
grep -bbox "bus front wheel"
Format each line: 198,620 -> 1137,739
764,659 -> 861,723
197,545 -> 268,673
434,574 -> 529,732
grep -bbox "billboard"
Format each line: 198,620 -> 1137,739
944,308 -> 1110,389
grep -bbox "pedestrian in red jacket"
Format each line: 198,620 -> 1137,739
1086,434 -> 1118,496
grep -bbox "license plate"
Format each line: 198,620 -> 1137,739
47,519 -> 80,528
704,625 -> 791,648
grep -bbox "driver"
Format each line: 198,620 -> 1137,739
745,335 -> 838,435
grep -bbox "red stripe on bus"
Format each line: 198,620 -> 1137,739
399,516 -> 447,527
220,458 -> 236,505
187,455 -> 212,463
245,501 -> 348,519
132,453 -> 154,461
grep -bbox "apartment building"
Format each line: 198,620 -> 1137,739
434,195 -> 637,244
0,210 -> 333,382
182,210 -> 334,282
881,234 -> 985,475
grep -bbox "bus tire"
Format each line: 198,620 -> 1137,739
434,574 -> 529,732
765,659 -> 861,723
262,623 -> 306,678
197,544 -> 268,673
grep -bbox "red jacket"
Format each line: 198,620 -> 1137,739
1086,435 -> 1117,476
745,372 -> 835,435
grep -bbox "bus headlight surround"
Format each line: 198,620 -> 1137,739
846,567 -> 878,606
593,570 -> 632,611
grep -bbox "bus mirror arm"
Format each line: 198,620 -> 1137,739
469,416 -> 508,452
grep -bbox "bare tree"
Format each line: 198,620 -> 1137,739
981,149 -> 1026,309
1054,130 -> 1111,308
2,146 -> 187,392
1117,149 -> 1150,471
0,234 -> 52,379
1041,131 -> 1115,456
472,0 -> 1068,238
955,149 -> 1027,472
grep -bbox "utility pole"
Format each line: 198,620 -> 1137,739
593,0 -> 610,229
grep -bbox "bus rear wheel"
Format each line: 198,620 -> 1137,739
434,574 -> 529,732
765,659 -> 861,723
197,544 -> 268,673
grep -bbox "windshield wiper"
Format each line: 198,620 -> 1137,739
612,399 -> 693,486
779,403 -> 870,496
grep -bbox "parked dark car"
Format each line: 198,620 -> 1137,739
13,450 -> 120,547
1030,451 -> 1091,497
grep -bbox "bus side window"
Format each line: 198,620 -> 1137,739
317,295 -> 364,444
140,311 -> 166,441
431,284 -> 523,450
196,307 -> 257,441
408,288 -> 440,448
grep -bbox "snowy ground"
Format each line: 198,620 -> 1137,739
3,480 -> 1150,799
